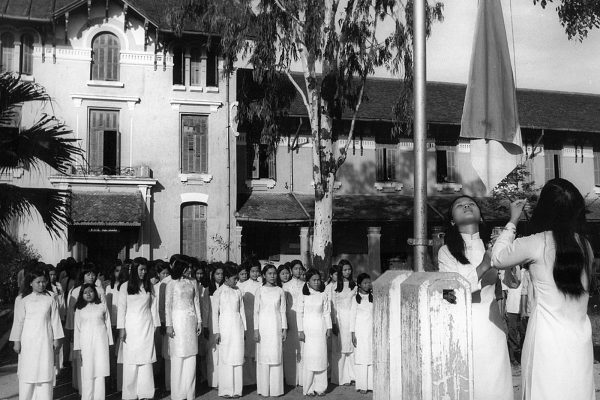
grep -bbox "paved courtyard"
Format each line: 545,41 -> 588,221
3,344 -> 600,399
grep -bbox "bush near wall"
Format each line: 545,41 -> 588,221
0,238 -> 39,307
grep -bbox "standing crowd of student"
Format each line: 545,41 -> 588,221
9,255 -> 375,400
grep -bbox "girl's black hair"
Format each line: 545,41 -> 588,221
127,257 -> 152,295
171,259 -> 190,281
117,267 -> 129,290
290,260 -> 305,270
444,195 -> 490,265
302,269 -> 323,295
223,265 -> 239,280
335,260 -> 356,292
109,263 -> 123,289
356,273 -> 373,303
277,264 -> 291,286
195,261 -> 211,288
209,263 -> 225,296
75,283 -> 101,309
261,264 -> 279,286
21,267 -> 50,297
529,178 -> 591,297
77,263 -> 97,287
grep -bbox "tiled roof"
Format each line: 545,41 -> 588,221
283,74 -> 600,133
0,0 -> 206,31
237,192 -> 600,223
71,191 -> 145,226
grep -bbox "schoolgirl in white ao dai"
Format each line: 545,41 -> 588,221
254,279 -> 287,397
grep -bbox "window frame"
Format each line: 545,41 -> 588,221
19,34 -> 34,75
180,202 -> 208,260
594,150 -> 600,186
180,114 -> 209,174
1,32 -> 15,73
544,148 -> 561,181
88,108 -> 120,174
91,32 -> 120,82
375,145 -> 397,182
436,146 -> 457,183
247,142 -> 276,180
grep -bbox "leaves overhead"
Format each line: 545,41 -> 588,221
534,0 -> 600,41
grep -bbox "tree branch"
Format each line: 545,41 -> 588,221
289,117 -> 303,152
285,70 -> 311,118
273,0 -> 304,27
336,75 -> 366,169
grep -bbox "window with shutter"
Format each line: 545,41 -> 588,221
386,148 -> 396,181
206,48 -> 218,87
181,203 -> 207,260
181,115 -> 208,174
544,150 -> 561,181
376,148 -> 385,181
446,149 -> 456,182
20,34 -> 33,75
1,33 -> 14,73
172,46 -> 184,85
91,33 -> 119,81
89,109 -> 119,173
190,48 -> 202,86
595,152 -> 600,186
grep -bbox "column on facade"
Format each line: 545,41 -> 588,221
232,225 -> 243,264
300,226 -> 311,268
367,226 -> 382,272
138,185 -> 152,259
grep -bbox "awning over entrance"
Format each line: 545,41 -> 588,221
71,191 -> 145,226
237,192 -> 600,224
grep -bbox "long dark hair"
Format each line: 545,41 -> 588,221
127,257 -> 152,295
302,269 -> 323,295
171,259 -> 190,281
262,264 -> 279,286
117,267 -> 129,290
209,263 -> 225,295
108,262 -> 122,289
196,261 -> 210,288
77,263 -> 97,287
529,178 -> 591,296
335,260 -> 356,292
356,273 -> 373,303
445,195 -> 490,265
21,267 -> 50,297
277,264 -> 291,286
75,283 -> 101,309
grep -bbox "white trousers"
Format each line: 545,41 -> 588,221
243,356 -> 256,385
302,369 -> 327,395
18,381 -> 52,400
81,376 -> 105,400
122,363 -> 155,400
170,356 -> 196,400
217,365 -> 243,397
331,351 -> 355,385
354,364 -> 373,392
256,363 -> 284,397
207,337 -> 218,388
71,346 -> 82,391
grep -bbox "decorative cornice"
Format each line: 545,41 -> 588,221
170,99 -> 222,112
70,93 -> 140,109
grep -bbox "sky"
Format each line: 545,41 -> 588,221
423,0 -> 600,94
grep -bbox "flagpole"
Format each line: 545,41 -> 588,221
412,0 -> 428,272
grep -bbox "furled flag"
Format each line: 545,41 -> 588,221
460,0 -> 523,193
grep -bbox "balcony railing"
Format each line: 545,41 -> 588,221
68,165 -> 152,178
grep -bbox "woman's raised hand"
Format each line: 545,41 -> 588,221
166,326 -> 175,338
510,199 -> 527,225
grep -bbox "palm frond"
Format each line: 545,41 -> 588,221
0,183 -> 71,238
0,72 -> 48,116
0,114 -> 82,173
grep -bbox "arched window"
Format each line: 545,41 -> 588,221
91,33 -> 119,81
181,202 -> 207,259
190,47 -> 202,86
1,32 -> 14,73
172,46 -> 184,85
20,34 -> 34,75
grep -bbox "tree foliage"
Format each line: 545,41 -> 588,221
534,0 -> 600,40
0,73 -> 82,243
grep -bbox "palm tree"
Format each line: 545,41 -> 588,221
0,72 -> 82,243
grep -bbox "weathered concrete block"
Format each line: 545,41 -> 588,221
373,269 -> 413,400
401,272 -> 473,400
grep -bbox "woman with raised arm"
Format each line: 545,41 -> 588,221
438,195 -> 512,400
492,178 -> 594,400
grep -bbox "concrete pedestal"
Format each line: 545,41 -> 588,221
373,269 -> 413,400
400,272 -> 473,400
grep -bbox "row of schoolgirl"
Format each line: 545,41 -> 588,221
10,256 -> 374,400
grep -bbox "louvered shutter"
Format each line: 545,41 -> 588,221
190,48 -> 201,86
92,33 -> 119,81
89,109 -> 119,170
20,34 -> 33,75
181,203 -> 207,260
544,151 -> 554,181
251,143 -> 260,179
447,149 -> 456,182
181,115 -> 208,173
268,148 -> 276,180
387,148 -> 396,181
376,148 -> 385,181
595,152 -> 600,186
1,33 -> 14,73
199,117 -> 208,173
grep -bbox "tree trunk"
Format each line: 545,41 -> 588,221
312,172 -> 335,273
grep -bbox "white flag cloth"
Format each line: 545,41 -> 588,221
460,0 -> 523,193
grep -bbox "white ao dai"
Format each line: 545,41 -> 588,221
254,285 -> 287,364
166,278 -> 202,358
350,293 -> 373,365
74,303 -> 114,380
297,288 -> 332,372
214,285 -> 247,366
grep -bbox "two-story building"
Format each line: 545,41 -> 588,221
235,70 -> 600,276
2,0 -> 239,267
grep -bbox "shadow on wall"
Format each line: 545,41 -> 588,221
149,181 -> 165,257
336,159 -> 377,194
